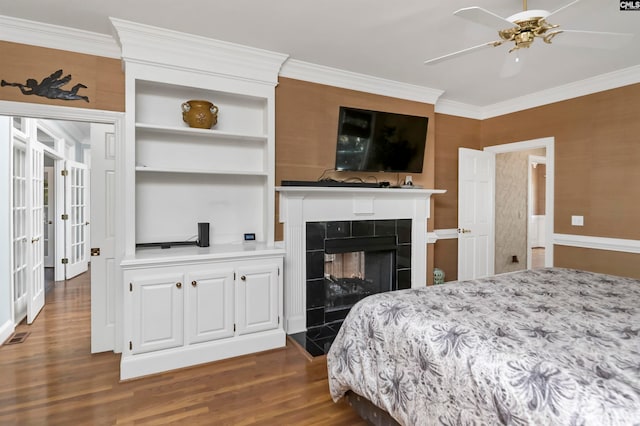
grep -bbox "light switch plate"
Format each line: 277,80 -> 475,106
571,215 -> 584,226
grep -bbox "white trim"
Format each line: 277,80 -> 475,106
434,99 -> 483,119
554,234 -> 640,254
280,59 -> 444,104
434,228 -> 458,240
0,15 -> 120,59
481,65 -> 640,119
485,137 -> 554,268
427,231 -> 439,244
111,18 -> 288,86
0,319 -> 15,346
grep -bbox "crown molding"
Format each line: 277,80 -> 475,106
110,18 -> 288,86
280,59 -> 444,105
434,99 -> 483,120
0,15 -> 121,58
480,65 -> 640,119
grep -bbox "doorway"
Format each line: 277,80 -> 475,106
1,100 -> 124,354
486,137 -> 554,272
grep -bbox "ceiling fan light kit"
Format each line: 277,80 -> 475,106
423,0 -> 632,67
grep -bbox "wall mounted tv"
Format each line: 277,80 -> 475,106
334,106 -> 428,173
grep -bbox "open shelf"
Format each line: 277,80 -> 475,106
135,122 -> 268,143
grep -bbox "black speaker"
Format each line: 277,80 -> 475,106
197,222 -> 210,247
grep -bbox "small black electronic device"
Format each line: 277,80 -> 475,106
197,222 -> 210,247
281,180 -> 381,188
244,233 -> 256,242
335,106 -> 428,173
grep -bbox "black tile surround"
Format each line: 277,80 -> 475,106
290,219 -> 411,357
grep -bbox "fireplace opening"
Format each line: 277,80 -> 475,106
324,235 -> 397,313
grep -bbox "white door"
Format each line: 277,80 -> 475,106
27,140 -> 45,324
236,263 -> 279,336
43,166 -> 55,268
458,148 -> 495,281
64,160 -> 89,279
12,138 -> 28,324
90,123 -> 117,352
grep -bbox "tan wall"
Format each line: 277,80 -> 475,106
275,77 -> 437,283
0,41 -> 124,111
435,84 -> 640,279
432,113 -> 482,281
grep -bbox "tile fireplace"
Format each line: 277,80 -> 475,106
278,186 -> 445,355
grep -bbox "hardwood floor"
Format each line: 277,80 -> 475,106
0,272 -> 365,425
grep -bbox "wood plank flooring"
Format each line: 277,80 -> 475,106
0,272 -> 365,425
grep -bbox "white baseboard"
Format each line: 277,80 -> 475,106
0,319 -> 15,345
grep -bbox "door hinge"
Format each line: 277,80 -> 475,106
278,267 -> 280,276
61,214 -> 69,220
278,316 -> 280,325
233,324 -> 236,332
61,169 -> 68,177
61,258 -> 68,264
129,283 -> 132,292
129,341 -> 132,350
233,272 -> 236,281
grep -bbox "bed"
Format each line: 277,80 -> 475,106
327,268 -> 640,425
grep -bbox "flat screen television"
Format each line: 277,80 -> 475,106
334,106 -> 428,173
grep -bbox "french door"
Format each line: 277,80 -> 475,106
64,160 -> 89,279
27,138 -> 45,323
12,137 -> 28,324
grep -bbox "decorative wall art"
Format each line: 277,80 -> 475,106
1,69 -> 89,102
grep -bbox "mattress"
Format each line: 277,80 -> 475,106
327,268 -> 640,425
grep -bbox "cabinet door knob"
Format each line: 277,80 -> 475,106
240,275 -> 246,281
176,282 -> 182,288
191,280 -> 197,287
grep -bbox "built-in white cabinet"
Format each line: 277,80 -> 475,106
121,252 -> 284,379
111,18 -> 288,379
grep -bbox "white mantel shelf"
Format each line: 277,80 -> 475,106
277,186 -> 445,334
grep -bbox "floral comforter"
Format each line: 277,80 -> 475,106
327,268 -> 640,425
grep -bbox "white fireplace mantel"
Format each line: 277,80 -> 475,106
277,186 -> 446,334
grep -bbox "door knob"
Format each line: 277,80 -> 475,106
458,228 -> 472,234
191,280 -> 197,287
176,282 -> 182,288
31,237 -> 40,243
240,275 -> 246,281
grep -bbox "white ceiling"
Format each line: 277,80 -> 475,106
1,0 -> 639,110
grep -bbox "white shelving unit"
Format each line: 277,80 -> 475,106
112,18 -> 289,379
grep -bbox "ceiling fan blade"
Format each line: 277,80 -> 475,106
424,41 -> 502,65
550,30 -> 634,49
454,7 -> 514,29
546,0 -> 581,20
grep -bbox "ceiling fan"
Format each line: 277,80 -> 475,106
423,0 -> 633,66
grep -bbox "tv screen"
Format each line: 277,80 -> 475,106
334,107 -> 428,173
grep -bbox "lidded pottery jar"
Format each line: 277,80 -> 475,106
181,100 -> 219,129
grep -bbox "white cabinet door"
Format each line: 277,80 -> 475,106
131,273 -> 184,354
236,263 -> 279,336
186,268 -> 235,344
